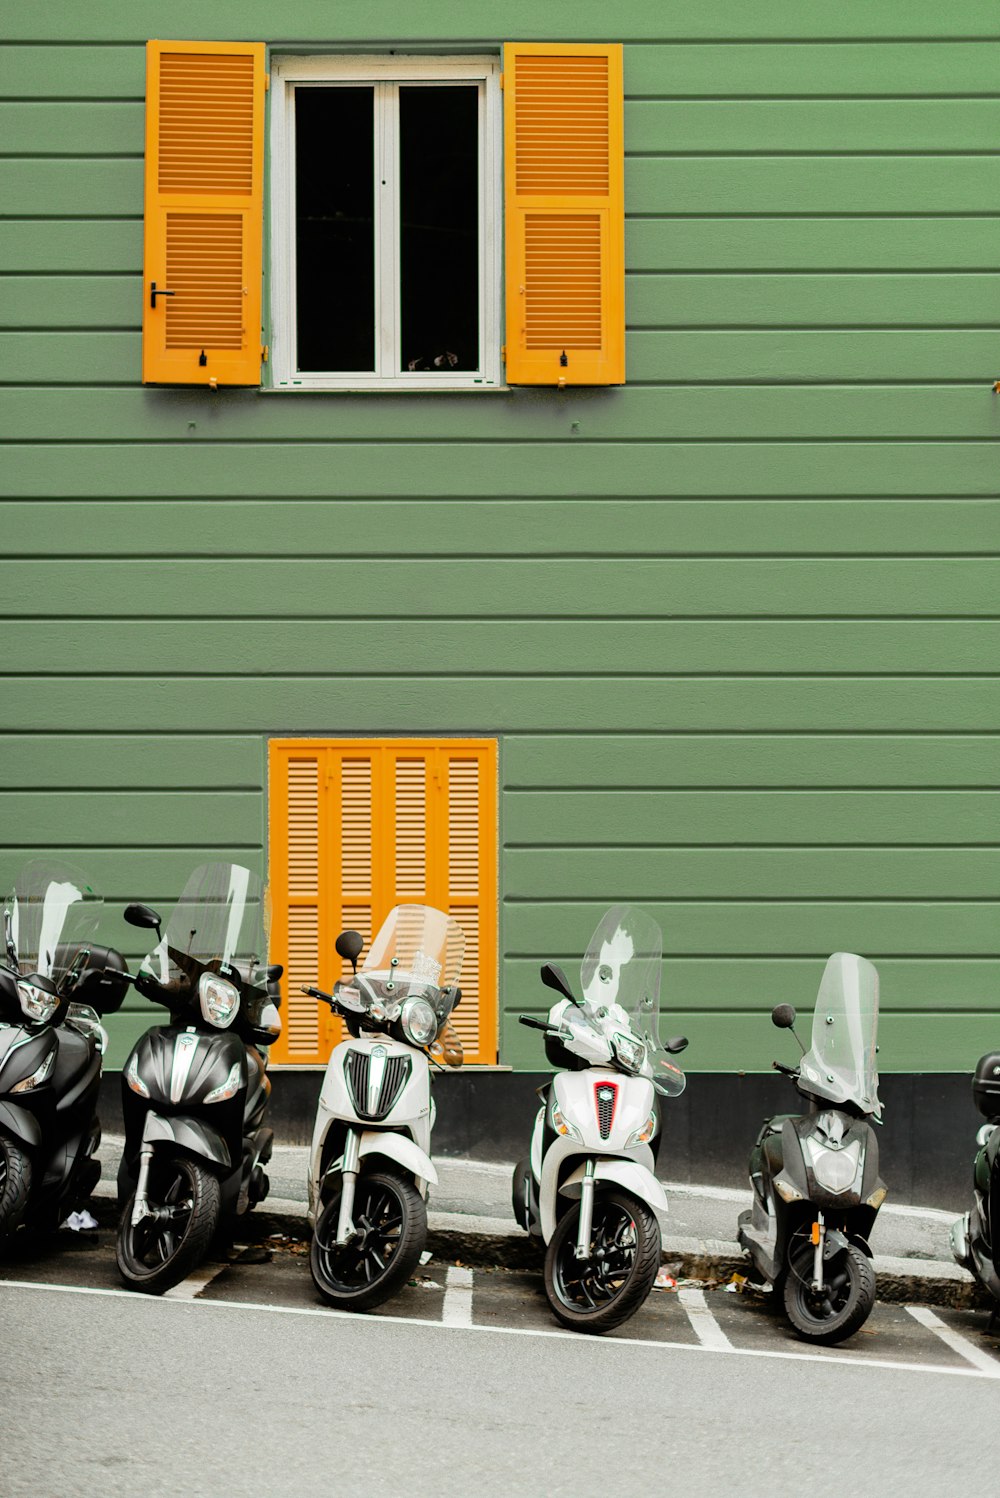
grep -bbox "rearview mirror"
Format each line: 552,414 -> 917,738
771,1004 -> 797,1029
124,902 -> 162,935
540,962 -> 578,1005
335,930 -> 364,973
664,1035 -> 688,1054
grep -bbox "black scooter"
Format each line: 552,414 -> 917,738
0,861 -> 128,1249
114,862 -> 281,1295
737,952 -> 888,1345
950,1052 -> 1000,1319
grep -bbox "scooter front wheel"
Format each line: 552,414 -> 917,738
544,1188 -> 661,1334
116,1156 -> 221,1295
783,1242 -> 876,1344
0,1136 -> 31,1249
311,1170 -> 426,1311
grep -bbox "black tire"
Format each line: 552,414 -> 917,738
311,1170 -> 426,1311
116,1155 -> 221,1295
783,1243 -> 876,1344
0,1137 -> 31,1250
543,1188 -> 661,1335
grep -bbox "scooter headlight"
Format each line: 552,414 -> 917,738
612,1032 -> 645,1074
10,1048 -> 56,1093
125,1052 -> 149,1097
204,1061 -> 243,1104
400,995 -> 438,1047
806,1139 -> 861,1194
626,1111 -> 658,1147
198,973 -> 239,1029
17,981 -> 59,1025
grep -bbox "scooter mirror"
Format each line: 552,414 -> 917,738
124,902 -> 162,935
335,930 -> 364,973
771,1003 -> 797,1029
540,962 -> 578,1005
665,1035 -> 688,1054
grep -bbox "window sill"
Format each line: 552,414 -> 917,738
262,381 -> 509,394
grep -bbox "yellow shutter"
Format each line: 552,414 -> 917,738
503,43 -> 625,386
142,40 -> 265,386
268,740 -> 498,1067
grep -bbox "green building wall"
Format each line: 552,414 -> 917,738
1,2 -> 997,1073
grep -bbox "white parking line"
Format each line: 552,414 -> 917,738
162,1263 -> 228,1301
904,1305 -> 1000,1378
677,1287 -> 732,1350
442,1264 -> 474,1326
3,1277 -> 997,1380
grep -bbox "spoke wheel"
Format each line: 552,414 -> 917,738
783,1241 -> 876,1345
0,1136 -> 31,1251
311,1170 -> 426,1311
544,1188 -> 661,1335
116,1155 -> 221,1296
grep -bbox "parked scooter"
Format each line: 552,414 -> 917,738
950,1053 -> 1000,1319
115,862 -> 281,1294
737,952 -> 887,1344
0,860 -> 128,1248
303,903 -> 464,1310
512,906 -> 688,1334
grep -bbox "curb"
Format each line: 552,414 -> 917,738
92,1186 -> 986,1312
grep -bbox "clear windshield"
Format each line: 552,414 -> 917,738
799,952 -> 881,1118
4,859 -> 102,983
140,862 -> 268,991
360,904 -> 464,1009
578,904 -> 684,1097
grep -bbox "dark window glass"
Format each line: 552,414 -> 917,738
399,86 -> 479,373
295,87 -> 375,372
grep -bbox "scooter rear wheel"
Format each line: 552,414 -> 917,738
116,1155 -> 221,1295
0,1137 -> 31,1249
783,1242 -> 876,1344
544,1188 -> 661,1334
311,1170 -> 426,1311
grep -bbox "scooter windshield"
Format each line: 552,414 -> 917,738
579,904 -> 685,1098
4,859 -> 102,983
799,952 -> 881,1119
360,904 -> 465,1009
141,862 -> 268,991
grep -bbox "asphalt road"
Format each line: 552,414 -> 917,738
2,1225 -> 999,1498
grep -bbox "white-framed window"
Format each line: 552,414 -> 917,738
268,55 -> 503,391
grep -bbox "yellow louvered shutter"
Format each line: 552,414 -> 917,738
503,43 -> 625,386
142,40 -> 265,386
268,741 -> 497,1067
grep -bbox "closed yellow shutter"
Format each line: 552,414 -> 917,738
503,43 -> 625,385
268,740 -> 497,1066
142,40 -> 265,386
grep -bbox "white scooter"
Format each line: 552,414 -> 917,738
512,906 -> 688,1333
302,904 -> 464,1310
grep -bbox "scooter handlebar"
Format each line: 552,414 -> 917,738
518,1014 -> 553,1032
772,1060 -> 799,1077
301,984 -> 335,1008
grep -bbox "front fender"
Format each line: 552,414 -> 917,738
359,1130 -> 438,1190
142,1110 -> 231,1171
0,1099 -> 42,1150
562,1157 -> 669,1215
539,1136 -> 660,1242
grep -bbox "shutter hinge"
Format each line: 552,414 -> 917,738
264,72 -> 270,91
261,344 -> 269,364
500,344 -> 506,364
499,71 -> 504,91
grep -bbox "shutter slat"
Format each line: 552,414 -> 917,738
142,40 -> 264,386
395,759 -> 427,899
504,43 -> 624,386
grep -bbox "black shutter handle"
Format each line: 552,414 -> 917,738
150,281 -> 176,308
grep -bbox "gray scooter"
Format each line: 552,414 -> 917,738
737,952 -> 888,1344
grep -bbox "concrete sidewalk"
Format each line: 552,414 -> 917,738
94,1138 -> 984,1308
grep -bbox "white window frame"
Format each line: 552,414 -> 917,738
269,54 -> 503,392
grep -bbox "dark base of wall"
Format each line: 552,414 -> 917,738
99,1069 -> 982,1212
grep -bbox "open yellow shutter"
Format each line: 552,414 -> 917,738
268,741 -> 497,1067
503,43 -> 624,386
142,40 -> 265,386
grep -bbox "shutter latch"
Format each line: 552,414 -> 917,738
149,281 -> 175,308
